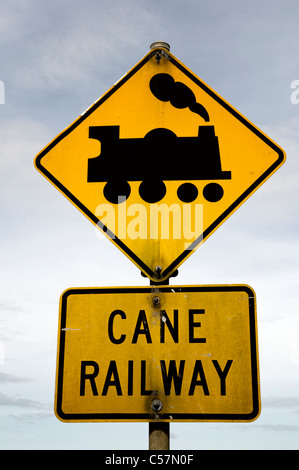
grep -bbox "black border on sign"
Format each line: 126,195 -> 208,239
35,50 -> 285,281
55,285 -> 260,422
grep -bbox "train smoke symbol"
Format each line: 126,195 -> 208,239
149,73 -> 210,122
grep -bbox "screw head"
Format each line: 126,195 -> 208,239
151,399 -> 163,412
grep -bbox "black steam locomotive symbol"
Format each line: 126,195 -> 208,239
87,73 -> 231,204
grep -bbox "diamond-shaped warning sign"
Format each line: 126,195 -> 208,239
34,46 -> 285,281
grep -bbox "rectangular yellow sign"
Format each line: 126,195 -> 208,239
55,285 -> 260,422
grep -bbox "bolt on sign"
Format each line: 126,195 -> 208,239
34,45 -> 285,281
55,285 -> 260,422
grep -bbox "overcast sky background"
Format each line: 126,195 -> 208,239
0,0 -> 299,450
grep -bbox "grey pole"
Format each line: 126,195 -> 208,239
148,271 -> 170,450
149,421 -> 170,450
148,41 -> 171,451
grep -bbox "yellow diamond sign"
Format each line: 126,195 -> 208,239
34,46 -> 285,281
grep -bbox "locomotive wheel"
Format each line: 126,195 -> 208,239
104,179 -> 131,204
177,183 -> 198,203
139,179 -> 166,203
203,182 -> 224,202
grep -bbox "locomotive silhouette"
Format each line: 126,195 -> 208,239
87,73 -> 231,204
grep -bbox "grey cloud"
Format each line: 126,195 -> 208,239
2,0 -> 155,96
0,392 -> 48,410
256,424 -> 299,433
0,373 -> 32,384
6,411 -> 53,422
263,396 -> 299,412
0,300 -> 22,313
0,0 -> 298,451
0,393 -> 53,423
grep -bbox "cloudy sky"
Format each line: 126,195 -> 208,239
0,0 -> 299,450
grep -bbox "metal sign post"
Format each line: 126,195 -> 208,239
149,421 -> 170,450
149,272 -> 171,450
